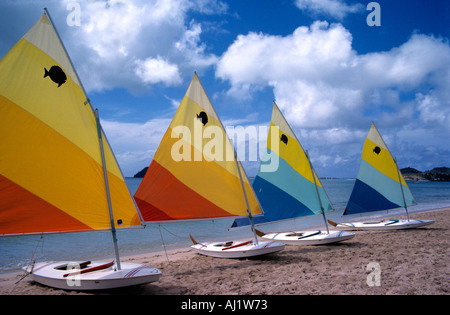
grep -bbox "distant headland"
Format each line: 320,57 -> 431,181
133,166 -> 450,181
133,167 -> 148,178
400,167 -> 450,181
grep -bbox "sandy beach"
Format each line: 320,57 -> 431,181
1,208 -> 448,295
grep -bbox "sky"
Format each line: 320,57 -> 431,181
1,0 -> 449,178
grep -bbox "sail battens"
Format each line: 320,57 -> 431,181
134,73 -> 261,223
344,123 -> 416,216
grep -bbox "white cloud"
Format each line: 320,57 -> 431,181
174,21 -> 218,68
294,0 -> 363,20
273,80 -> 363,128
357,34 -> 450,89
216,20 -> 357,103
216,21 -> 450,175
416,91 -> 450,126
63,0 -> 226,92
217,22 -> 450,128
217,21 -> 354,85
134,56 -> 181,86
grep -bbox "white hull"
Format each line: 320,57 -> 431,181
332,219 -> 435,231
24,261 -> 162,291
191,240 -> 285,258
260,230 -> 355,245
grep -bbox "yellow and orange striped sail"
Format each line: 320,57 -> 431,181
0,13 -> 141,235
134,73 -> 261,222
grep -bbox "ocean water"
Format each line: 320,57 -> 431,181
1,178 -> 449,273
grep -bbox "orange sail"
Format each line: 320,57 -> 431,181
0,13 -> 141,235
134,73 -> 261,222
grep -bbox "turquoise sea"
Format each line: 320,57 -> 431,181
1,179 -> 449,273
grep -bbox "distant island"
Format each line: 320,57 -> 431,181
133,167 -> 148,178
134,166 -> 450,181
401,167 -> 450,181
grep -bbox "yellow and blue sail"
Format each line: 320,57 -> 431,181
232,103 -> 332,228
344,123 -> 416,215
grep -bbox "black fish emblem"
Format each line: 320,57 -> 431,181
196,111 -> 208,126
44,65 -> 67,87
373,146 -> 381,155
280,134 -> 288,145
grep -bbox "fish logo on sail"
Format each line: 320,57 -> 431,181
373,146 -> 381,155
44,65 -> 67,87
196,111 -> 208,126
280,134 -> 288,145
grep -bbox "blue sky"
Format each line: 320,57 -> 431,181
1,0 -> 449,177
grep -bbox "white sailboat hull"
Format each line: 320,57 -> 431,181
260,230 -> 355,245
333,219 -> 435,231
24,261 -> 162,291
191,240 -> 285,259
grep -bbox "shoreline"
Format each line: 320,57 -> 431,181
1,207 -> 448,295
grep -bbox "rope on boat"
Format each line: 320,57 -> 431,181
159,225 -> 186,239
10,234 -> 44,293
158,224 -> 170,263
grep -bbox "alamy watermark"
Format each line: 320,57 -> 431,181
66,2 -> 81,27
66,1 -> 381,27
366,2 -> 381,27
65,262 -> 82,287
170,118 -> 280,173
366,262 -> 381,287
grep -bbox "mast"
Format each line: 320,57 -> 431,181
306,151 -> 330,234
44,8 -> 121,269
95,110 -> 121,270
394,157 -> 410,222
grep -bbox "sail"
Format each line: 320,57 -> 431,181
344,123 -> 416,215
134,73 -> 261,222
0,13 -> 141,236
232,102 -> 332,228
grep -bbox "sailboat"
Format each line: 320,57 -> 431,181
0,10 -> 161,290
231,102 -> 355,245
328,123 -> 435,231
133,73 -> 285,258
